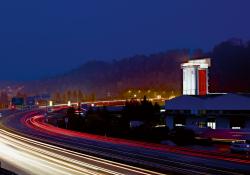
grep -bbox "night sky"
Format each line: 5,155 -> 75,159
1,0 -> 250,80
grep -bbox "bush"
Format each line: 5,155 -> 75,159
169,127 -> 195,145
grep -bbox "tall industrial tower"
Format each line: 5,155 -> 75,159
181,58 -> 211,95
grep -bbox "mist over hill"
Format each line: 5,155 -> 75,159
1,38 -> 250,100
19,49 -> 191,98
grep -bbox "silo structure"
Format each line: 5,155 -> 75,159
181,58 -> 211,96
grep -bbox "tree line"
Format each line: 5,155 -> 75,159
57,96 -> 167,142
1,38 -> 250,100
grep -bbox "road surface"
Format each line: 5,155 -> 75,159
1,109 -> 250,175
0,110 -> 165,175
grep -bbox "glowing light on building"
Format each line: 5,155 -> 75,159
49,101 -> 53,107
181,58 -> 211,95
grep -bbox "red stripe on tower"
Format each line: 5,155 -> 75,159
198,69 -> 207,95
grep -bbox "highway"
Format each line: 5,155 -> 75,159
0,109 -> 250,175
0,110 -> 165,175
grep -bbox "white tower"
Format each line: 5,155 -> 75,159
181,58 -> 211,95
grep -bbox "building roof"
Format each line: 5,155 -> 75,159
165,93 -> 250,110
181,58 -> 211,69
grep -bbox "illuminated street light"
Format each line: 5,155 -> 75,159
67,101 -> 71,106
49,101 -> 53,107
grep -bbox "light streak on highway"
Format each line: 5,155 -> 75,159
1,110 -> 250,174
39,98 -> 166,108
0,129 -> 164,175
19,112 -> 249,174
27,115 -> 250,165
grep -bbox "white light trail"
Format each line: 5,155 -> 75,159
0,129 -> 165,175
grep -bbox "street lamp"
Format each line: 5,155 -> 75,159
49,100 -> 53,107
67,101 -> 71,107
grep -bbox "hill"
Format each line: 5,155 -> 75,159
1,38 -> 250,102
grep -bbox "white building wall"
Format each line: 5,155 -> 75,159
183,67 -> 197,95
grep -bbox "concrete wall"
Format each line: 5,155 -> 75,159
165,114 -> 243,130
165,115 -> 174,129
215,116 -> 230,129
186,116 -> 206,127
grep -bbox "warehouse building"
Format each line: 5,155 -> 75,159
165,93 -> 250,129
165,58 -> 250,140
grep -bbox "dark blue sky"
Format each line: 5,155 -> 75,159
1,0 -> 250,80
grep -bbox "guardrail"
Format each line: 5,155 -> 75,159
0,168 -> 18,175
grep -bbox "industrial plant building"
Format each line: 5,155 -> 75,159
165,58 -> 250,140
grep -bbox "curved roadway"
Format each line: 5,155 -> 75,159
0,109 -> 250,175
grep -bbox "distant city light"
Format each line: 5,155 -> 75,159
160,109 -> 166,113
168,95 -> 176,100
155,124 -> 166,128
175,124 -> 184,127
